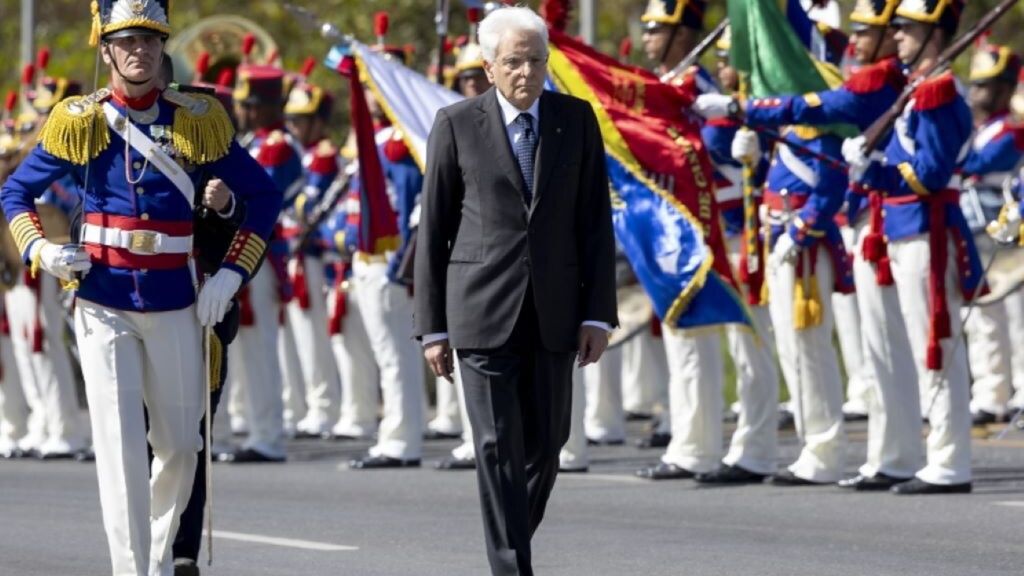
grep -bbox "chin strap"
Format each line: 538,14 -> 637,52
659,25 -> 680,71
868,25 -> 888,64
905,24 -> 936,71
104,43 -> 160,87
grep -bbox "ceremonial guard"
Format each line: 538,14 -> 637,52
844,0 -> 978,494
635,0 -> 730,481
3,54 -> 89,460
693,29 -> 782,484
222,61 -> 299,460
0,2 -> 281,574
958,43 -> 1024,425
349,14 -> 427,469
283,59 -> 344,440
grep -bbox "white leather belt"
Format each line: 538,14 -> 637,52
82,223 -> 193,255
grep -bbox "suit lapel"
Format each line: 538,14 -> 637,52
475,88 -> 528,198
531,92 -> 564,211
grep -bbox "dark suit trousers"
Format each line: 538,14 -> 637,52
458,291 -> 575,576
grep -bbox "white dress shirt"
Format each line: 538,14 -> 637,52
422,89 -> 611,346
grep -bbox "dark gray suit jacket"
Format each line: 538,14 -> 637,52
414,87 -> 617,352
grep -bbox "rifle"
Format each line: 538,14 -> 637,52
861,0 -> 1019,154
660,18 -> 729,83
294,166 -> 355,253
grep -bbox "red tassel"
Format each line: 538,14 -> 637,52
238,287 -> 255,326
876,256 -> 894,286
934,307 -> 951,340
328,288 -> 346,336
4,91 -> 16,114
195,52 -> 211,77
21,64 -> 35,87
650,316 -> 662,338
926,341 -> 942,371
618,37 -> 633,61
292,258 -> 310,310
467,7 -> 482,24
0,311 -> 9,335
216,68 -> 235,88
862,233 -> 883,262
31,321 -> 43,353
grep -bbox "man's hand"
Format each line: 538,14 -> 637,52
987,202 -> 1022,244
203,178 -> 233,213
693,94 -> 737,120
425,340 -> 454,383
731,128 -> 761,165
841,136 -> 870,183
577,325 -> 609,368
768,232 -> 801,272
30,240 -> 91,281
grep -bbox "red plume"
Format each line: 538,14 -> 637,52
467,7 -> 482,24
301,56 -> 317,78
618,37 -> 632,61
21,64 -> 35,86
195,52 -> 211,76
374,12 -> 390,38
4,91 -> 16,113
242,33 -> 256,58
216,68 -> 235,88
36,47 -> 50,72
540,0 -> 571,32
442,37 -> 454,54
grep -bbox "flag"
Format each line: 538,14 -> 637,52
547,29 -> 749,328
327,42 -> 463,171
331,53 -> 399,255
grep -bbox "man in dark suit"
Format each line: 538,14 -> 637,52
414,6 -> 617,575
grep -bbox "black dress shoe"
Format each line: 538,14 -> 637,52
292,430 -> 323,440
695,464 -> 767,485
837,472 -> 910,491
74,449 -> 95,463
349,454 -> 421,469
38,451 -> 76,461
635,432 -> 671,449
435,456 -> 476,470
890,478 -> 972,495
586,437 -> 625,446
0,447 -> 26,459
971,410 -> 1003,427
559,465 -> 589,473
769,469 -> 830,486
174,558 -> 200,576
635,462 -> 694,480
423,429 -> 462,441
625,411 -> 653,421
218,448 -> 285,463
843,412 -> 869,422
777,411 -> 795,431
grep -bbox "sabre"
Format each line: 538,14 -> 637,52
283,2 -> 354,43
661,18 -> 729,84
200,273 -> 214,566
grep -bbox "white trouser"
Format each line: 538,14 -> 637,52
888,235 -> 972,484
620,328 -> 669,415
767,244 -> 846,482
228,265 -> 285,457
449,360 -> 476,461
965,299 -> 1012,416
0,332 -> 29,454
583,345 -> 626,442
287,255 -> 341,431
834,224 -> 875,416
353,259 -> 424,460
75,300 -> 202,576
1003,287 -> 1024,409
660,325 -> 723,474
559,367 -> 589,469
226,367 -> 248,435
5,274 -> 85,454
850,221 -> 922,479
429,375 -> 463,435
722,235 -> 780,475
329,279 -> 380,438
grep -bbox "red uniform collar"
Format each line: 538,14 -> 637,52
111,88 -> 160,110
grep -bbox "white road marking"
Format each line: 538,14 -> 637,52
993,501 -> 1024,508
206,530 -> 359,551
558,473 -> 647,485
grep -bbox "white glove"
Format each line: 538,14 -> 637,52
408,203 -> 421,229
693,94 -> 735,119
987,203 -> 1022,244
196,268 -> 243,327
842,136 -> 870,182
768,232 -> 800,271
30,240 -> 91,281
731,129 -> 761,165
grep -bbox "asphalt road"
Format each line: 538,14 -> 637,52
2,417 -> 1022,576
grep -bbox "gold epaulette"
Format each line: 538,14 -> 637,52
37,88 -> 112,165
164,88 -> 235,165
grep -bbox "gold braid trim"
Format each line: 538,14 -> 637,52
37,96 -> 110,165
208,332 -> 224,391
170,92 -> 235,165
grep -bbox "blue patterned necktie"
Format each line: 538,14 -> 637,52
512,112 -> 537,206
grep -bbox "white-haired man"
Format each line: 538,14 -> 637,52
415,6 -> 617,575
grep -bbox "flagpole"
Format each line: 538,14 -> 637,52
21,0 -> 34,72
579,0 -> 595,45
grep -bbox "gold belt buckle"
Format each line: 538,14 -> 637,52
129,230 -> 159,255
